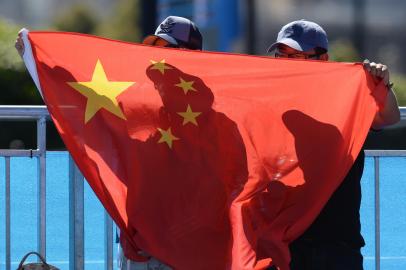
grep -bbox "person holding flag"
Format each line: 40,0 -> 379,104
15,15 -> 203,270
118,15 -> 203,270
267,19 -> 400,270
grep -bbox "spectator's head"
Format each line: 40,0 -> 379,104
268,20 -> 329,61
143,16 -> 203,50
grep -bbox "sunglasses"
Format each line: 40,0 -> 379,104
143,36 -> 180,48
274,49 -> 321,60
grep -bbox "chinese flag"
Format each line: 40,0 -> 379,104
22,31 -> 385,270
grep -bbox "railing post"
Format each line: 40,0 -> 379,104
5,157 -> 11,270
374,156 -> 380,270
37,116 -> 47,258
69,156 -> 84,270
105,212 -> 113,270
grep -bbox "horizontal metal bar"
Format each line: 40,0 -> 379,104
400,107 -> 406,119
0,116 -> 49,120
3,149 -> 400,159
0,149 -> 41,157
365,150 -> 406,157
0,106 -> 405,119
0,106 -> 49,118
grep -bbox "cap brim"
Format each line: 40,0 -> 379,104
267,38 -> 314,53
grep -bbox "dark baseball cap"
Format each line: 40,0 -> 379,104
268,20 -> 328,53
143,16 -> 203,50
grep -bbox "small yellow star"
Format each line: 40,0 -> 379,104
157,127 -> 179,148
177,104 -> 201,126
175,77 -> 196,94
67,59 -> 135,123
150,59 -> 172,74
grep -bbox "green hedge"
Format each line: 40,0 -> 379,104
0,68 -> 43,105
392,75 -> 406,106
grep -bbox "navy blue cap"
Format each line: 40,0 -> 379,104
268,20 -> 328,53
143,16 -> 203,50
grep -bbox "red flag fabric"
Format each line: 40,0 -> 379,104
22,31 -> 386,270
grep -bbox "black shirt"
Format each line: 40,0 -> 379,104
295,149 -> 366,248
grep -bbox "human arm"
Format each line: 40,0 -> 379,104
363,59 -> 401,129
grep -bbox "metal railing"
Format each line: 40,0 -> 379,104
364,149 -> 406,270
0,106 -> 47,270
0,105 -> 113,270
1,105 -> 405,270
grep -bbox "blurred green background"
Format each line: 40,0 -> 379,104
0,0 -> 405,149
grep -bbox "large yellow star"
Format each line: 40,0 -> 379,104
67,60 -> 135,123
177,104 -> 201,126
175,77 -> 196,94
150,59 -> 172,74
157,127 -> 179,149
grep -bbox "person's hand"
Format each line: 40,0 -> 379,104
364,58 -> 400,129
15,33 -> 25,57
363,59 -> 390,87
